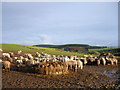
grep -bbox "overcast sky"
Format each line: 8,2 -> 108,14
2,2 -> 118,46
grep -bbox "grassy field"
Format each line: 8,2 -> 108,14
89,47 -> 120,58
89,47 -> 120,51
0,44 -> 94,57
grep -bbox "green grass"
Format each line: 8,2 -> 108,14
88,47 -> 120,58
88,47 -> 120,51
0,44 -> 95,57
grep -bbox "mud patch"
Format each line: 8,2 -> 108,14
2,64 -> 119,88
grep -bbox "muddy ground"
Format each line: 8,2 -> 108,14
2,61 -> 120,89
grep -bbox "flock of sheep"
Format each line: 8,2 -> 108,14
0,49 -> 118,75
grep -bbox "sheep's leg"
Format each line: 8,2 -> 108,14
115,60 -> 118,65
111,61 -> 114,65
70,65 -> 72,70
81,64 -> 83,70
74,65 -> 77,72
97,60 -> 100,66
45,68 -> 49,75
103,60 -> 106,65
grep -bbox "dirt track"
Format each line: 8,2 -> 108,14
2,63 -> 120,89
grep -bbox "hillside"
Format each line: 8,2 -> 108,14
1,44 -> 119,57
34,44 -> 107,49
0,44 -> 92,57
34,44 -> 120,57
34,44 -> 107,53
89,47 -> 120,56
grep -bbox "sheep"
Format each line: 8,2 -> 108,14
80,57 -> 87,65
23,58 -> 29,62
26,59 -> 36,66
35,52 -> 41,57
87,57 -> 95,65
48,63 -> 58,75
76,60 -> 83,69
19,56 -> 24,60
18,50 -> 22,54
9,52 -> 14,58
8,57 -> 13,63
24,53 -> 34,60
100,57 -> 106,65
2,53 -> 11,60
2,60 -> 11,71
107,57 -> 118,65
16,59 -> 23,64
65,60 -> 78,72
112,58 -> 118,65
53,62 -> 63,74
96,59 -> 100,66
14,57 -> 18,60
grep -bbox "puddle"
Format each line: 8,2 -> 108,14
95,69 -> 119,81
84,65 -> 119,81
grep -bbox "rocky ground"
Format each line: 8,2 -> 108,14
2,62 -> 120,89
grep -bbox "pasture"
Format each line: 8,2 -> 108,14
89,47 -> 120,58
0,44 -> 93,57
89,47 -> 120,51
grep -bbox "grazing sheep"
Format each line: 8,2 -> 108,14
8,57 -> 13,63
26,60 -> 36,66
2,53 -> 11,58
100,57 -> 106,65
14,57 -> 18,60
76,60 -> 83,69
2,61 -> 11,71
87,57 -> 95,65
24,53 -> 34,60
16,59 -> 23,64
19,56 -> 24,60
112,58 -> 118,65
22,58 -> 29,63
45,63 -> 55,75
18,50 -> 22,54
35,52 -> 41,57
96,59 -> 100,66
9,52 -> 14,58
108,58 -> 118,65
2,53 -> 11,60
54,63 -> 62,74
65,60 -> 77,72
80,57 -> 87,65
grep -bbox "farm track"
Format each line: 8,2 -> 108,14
2,63 -> 120,89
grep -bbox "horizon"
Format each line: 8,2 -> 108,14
1,43 -> 118,47
2,2 -> 118,47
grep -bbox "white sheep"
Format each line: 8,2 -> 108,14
9,52 -> 14,57
2,53 -> 11,59
18,50 -> 22,54
76,60 -> 83,69
26,60 -> 36,66
16,59 -> 23,64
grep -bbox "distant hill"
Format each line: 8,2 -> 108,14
34,44 -> 107,49
34,44 -> 120,56
34,44 -> 107,53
